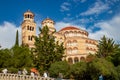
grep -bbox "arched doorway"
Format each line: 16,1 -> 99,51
80,57 -> 85,61
74,57 -> 79,63
68,57 -> 73,64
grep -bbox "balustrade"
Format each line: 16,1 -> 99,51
0,73 -> 54,80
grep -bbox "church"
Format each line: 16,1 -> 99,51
21,10 -> 98,64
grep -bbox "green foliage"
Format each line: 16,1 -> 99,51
116,65 -> 120,79
33,26 -> 65,72
0,46 -> 33,73
88,58 -> 118,80
49,61 -> 70,78
111,49 -> 120,66
15,30 -> 19,46
8,67 -> 18,73
11,46 -> 33,68
0,49 -> 11,68
70,61 -> 88,80
96,35 -> 119,58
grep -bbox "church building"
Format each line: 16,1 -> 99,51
21,10 -> 98,64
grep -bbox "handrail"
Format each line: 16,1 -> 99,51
0,73 -> 54,80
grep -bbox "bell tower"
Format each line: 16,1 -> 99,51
21,10 -> 36,48
41,18 -> 55,33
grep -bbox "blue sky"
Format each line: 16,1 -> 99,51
0,0 -> 120,48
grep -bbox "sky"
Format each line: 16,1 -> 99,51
0,0 -> 120,48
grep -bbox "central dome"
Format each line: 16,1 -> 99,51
59,26 -> 80,31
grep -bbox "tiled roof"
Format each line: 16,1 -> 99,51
59,26 -> 80,31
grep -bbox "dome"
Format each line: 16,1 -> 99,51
59,26 -> 80,31
24,10 -> 34,16
41,18 -> 55,24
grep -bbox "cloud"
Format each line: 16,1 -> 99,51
55,14 -> 120,43
60,2 -> 71,12
80,1 -> 109,16
89,14 -> 120,43
73,0 -> 86,3
0,21 -> 21,49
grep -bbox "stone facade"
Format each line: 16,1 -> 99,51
21,10 -> 98,64
21,10 -> 36,48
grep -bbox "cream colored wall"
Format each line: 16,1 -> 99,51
21,12 -> 36,48
55,29 -> 98,63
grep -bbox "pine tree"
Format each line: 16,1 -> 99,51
96,35 -> 119,58
15,30 -> 19,46
33,26 -> 65,72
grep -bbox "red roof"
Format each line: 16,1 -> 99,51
59,26 -> 80,31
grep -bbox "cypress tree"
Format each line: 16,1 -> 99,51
15,30 -> 19,46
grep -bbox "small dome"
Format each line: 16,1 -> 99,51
24,10 -> 34,16
42,18 -> 55,24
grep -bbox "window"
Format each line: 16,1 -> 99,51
74,57 -> 79,63
32,27 -> 34,31
27,26 -> 29,30
25,15 -> 27,18
30,15 -> 32,19
28,36 -> 30,40
68,58 -> 73,64
28,15 -> 29,18
80,57 -> 85,61
28,36 -> 33,41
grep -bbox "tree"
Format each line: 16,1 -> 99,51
15,30 -> 19,46
96,35 -> 119,58
49,61 -> 70,78
88,58 -> 118,80
116,65 -> 120,79
111,49 -> 120,66
10,46 -> 33,68
70,61 -> 88,80
33,26 -> 65,72
0,49 -> 11,68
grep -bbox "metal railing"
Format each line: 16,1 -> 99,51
0,73 -> 54,80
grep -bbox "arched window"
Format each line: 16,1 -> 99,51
73,47 -> 78,54
30,15 -> 32,19
67,48 -> 72,54
67,40 -> 71,46
27,26 -> 29,30
31,36 -> 32,41
69,31 -> 73,37
73,40 -> 77,46
30,26 -> 32,31
74,31 -> 77,36
66,31 -> 69,37
80,57 -> 85,61
28,36 -> 30,40
28,14 -> 30,18
68,58 -> 73,64
25,15 -> 27,18
28,36 -> 32,41
74,57 -> 79,63
32,27 -> 34,31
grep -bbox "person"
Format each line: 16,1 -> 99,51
18,69 -> 22,75
99,74 -> 103,80
2,68 -> 8,74
22,68 -> 28,75
43,71 -> 47,78
31,71 -> 35,77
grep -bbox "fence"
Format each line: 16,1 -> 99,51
0,73 -> 54,80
